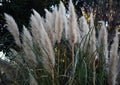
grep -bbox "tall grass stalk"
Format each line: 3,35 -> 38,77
98,21 -> 108,72
109,30 -> 119,85
90,12 -> 97,85
68,0 -> 80,84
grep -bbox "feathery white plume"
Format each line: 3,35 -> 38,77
22,26 -> 37,64
57,1 -> 66,43
32,9 -> 42,24
52,6 -> 59,44
69,0 -> 80,45
90,12 -> 97,53
4,13 -> 21,47
109,30 -> 119,85
78,16 -> 89,52
30,14 -> 41,47
31,10 -> 55,74
45,9 -> 55,45
64,14 -> 69,40
79,16 -> 89,38
98,21 -> 108,70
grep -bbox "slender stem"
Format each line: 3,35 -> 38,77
58,46 -> 60,76
69,43 -> 75,85
64,48 -> 67,72
72,43 -> 75,73
52,70 -> 55,85
57,44 -> 60,85
93,58 -> 96,85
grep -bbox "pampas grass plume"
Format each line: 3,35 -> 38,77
98,21 -> 108,69
79,16 -> 89,38
69,0 -> 79,44
90,12 -> 97,53
22,26 -> 37,64
109,30 -> 119,85
57,1 -> 66,43
31,10 -> 55,74
45,9 -> 55,45
30,14 -> 42,48
52,6 -> 59,42
4,13 -> 21,47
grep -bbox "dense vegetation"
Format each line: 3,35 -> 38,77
0,0 -> 120,85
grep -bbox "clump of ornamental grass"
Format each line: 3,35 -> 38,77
3,1 -> 120,85
4,11 -> 55,85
